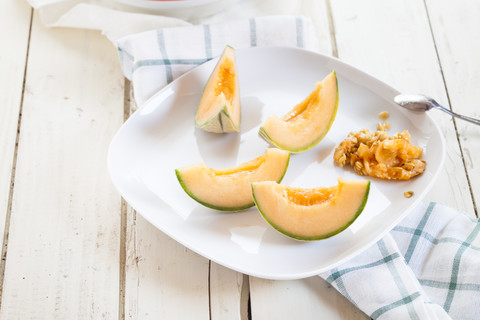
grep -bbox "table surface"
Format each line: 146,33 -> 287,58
1,0 -> 479,319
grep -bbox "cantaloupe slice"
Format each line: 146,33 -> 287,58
251,178 -> 370,240
195,46 -> 240,133
259,71 -> 339,153
175,148 -> 290,211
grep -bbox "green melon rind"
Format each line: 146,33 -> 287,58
175,153 -> 290,212
258,127 -> 313,153
176,167 -> 255,212
195,103 -> 239,133
258,71 -> 339,153
252,180 -> 370,241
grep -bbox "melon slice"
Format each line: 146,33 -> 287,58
251,178 -> 370,240
259,71 -> 339,153
195,46 -> 241,133
175,148 -> 290,211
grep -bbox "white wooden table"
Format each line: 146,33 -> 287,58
1,0 -> 479,319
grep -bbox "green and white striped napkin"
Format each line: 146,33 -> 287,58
320,202 -> 480,320
114,18 -> 480,320
115,15 -> 317,106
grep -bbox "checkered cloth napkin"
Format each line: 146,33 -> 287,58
116,15 -> 317,106
320,202 -> 480,319
114,16 -> 480,320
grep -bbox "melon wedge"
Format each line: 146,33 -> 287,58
175,148 -> 290,211
195,46 -> 240,133
251,178 -> 370,240
259,71 -> 339,153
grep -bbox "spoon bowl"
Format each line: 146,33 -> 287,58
394,94 -> 480,126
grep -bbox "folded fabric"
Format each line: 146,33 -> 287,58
28,0 -> 192,41
320,202 -> 480,320
115,15 -> 317,106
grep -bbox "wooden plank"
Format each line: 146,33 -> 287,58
210,263 -> 249,320
123,87 -> 211,320
0,12 -> 124,318
330,0 -> 475,215
425,0 -> 480,215
0,0 -> 31,257
123,209 -> 210,319
250,277 -> 369,319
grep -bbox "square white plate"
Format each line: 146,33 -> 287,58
108,47 -> 445,280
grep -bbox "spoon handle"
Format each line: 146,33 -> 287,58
435,105 -> 480,126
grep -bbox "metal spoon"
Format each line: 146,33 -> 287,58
394,94 -> 480,126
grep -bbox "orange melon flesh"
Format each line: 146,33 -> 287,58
259,71 -> 339,152
175,148 -> 290,211
195,46 -> 240,133
252,179 -> 370,240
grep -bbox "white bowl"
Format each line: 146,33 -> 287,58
112,0 -> 241,19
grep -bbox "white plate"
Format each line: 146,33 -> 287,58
108,47 -> 445,280
112,0 -> 241,18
